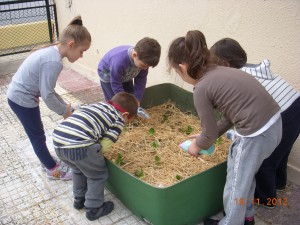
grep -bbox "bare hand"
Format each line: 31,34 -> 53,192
187,139 -> 200,157
63,104 -> 73,119
188,133 -> 200,139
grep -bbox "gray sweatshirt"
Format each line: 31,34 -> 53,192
7,46 -> 68,116
193,66 -> 280,149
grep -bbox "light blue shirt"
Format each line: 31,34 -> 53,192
7,46 -> 68,116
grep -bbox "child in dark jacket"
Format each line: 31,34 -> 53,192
210,38 -> 300,208
52,92 -> 138,221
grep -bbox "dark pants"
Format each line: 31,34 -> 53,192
55,143 -> 108,208
8,99 -> 56,169
100,80 -> 134,101
255,97 -> 300,204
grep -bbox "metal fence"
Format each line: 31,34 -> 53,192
0,0 -> 58,56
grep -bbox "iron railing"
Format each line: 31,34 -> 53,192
0,0 -> 58,56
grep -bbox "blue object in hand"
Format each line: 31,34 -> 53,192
137,107 -> 150,119
179,140 -> 215,155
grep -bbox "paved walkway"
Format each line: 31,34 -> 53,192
0,60 -> 299,224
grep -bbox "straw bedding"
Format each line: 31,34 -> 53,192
103,102 -> 231,187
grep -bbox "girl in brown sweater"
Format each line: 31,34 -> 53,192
167,30 -> 282,225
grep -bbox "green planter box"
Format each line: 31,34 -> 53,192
105,83 -> 226,225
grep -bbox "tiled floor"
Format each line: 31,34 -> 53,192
0,61 -> 299,224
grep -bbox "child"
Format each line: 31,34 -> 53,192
167,30 -> 282,225
210,38 -> 300,208
97,37 -> 161,103
52,92 -> 138,221
6,16 -> 91,180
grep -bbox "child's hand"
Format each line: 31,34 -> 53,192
187,139 -> 201,157
188,133 -> 200,139
63,104 -> 73,119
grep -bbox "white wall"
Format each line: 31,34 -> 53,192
55,0 -> 300,184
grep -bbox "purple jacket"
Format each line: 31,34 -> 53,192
97,45 -> 148,102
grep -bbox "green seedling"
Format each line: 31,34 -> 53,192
186,125 -> 193,135
148,127 -> 155,136
152,141 -> 159,148
162,110 -> 172,122
134,168 -> 144,178
176,175 -> 182,180
215,137 -> 223,146
154,155 -> 161,166
115,153 -> 124,166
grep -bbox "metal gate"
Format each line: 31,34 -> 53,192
0,0 -> 58,57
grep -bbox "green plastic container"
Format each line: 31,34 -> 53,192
105,83 -> 226,225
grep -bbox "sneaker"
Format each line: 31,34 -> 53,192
204,219 -> 219,225
258,203 -> 276,209
41,157 -> 59,172
276,186 -> 286,192
204,217 -> 255,225
74,197 -> 85,210
86,201 -> 114,221
244,217 -> 255,225
46,163 -> 72,181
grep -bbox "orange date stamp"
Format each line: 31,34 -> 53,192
234,197 -> 288,206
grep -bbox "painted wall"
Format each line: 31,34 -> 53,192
55,0 -> 300,184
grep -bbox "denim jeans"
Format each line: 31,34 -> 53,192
8,98 -> 56,169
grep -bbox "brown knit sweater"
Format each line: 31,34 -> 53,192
193,66 -> 280,149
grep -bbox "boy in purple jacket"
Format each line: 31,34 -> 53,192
97,37 -> 161,103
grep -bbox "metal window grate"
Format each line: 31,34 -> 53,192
0,0 -> 58,56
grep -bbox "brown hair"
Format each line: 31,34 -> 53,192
31,16 -> 91,52
134,37 -> 161,67
59,15 -> 91,46
210,38 -> 247,69
111,92 -> 139,117
167,30 -> 214,79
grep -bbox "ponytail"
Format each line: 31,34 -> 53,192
31,15 -> 91,52
167,30 -> 214,80
59,15 -> 91,46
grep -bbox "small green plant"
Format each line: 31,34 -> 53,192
162,110 -> 172,122
154,155 -> 161,166
134,168 -> 144,178
215,137 -> 223,146
115,153 -> 124,166
176,175 -> 182,180
151,141 -> 159,148
148,127 -> 155,136
184,125 -> 193,135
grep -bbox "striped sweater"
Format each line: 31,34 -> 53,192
241,59 -> 299,112
52,102 -> 124,149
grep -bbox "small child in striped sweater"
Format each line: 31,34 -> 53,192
52,92 -> 138,221
210,38 -> 300,209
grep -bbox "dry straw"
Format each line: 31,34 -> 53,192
104,102 -> 231,187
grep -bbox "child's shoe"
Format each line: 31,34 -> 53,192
41,157 -> 59,172
86,201 -> 114,221
204,218 -> 219,225
204,218 -> 255,225
73,197 -> 85,210
276,186 -> 286,192
46,163 -> 72,181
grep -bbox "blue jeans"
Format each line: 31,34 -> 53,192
7,99 -> 56,169
100,80 -> 134,101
